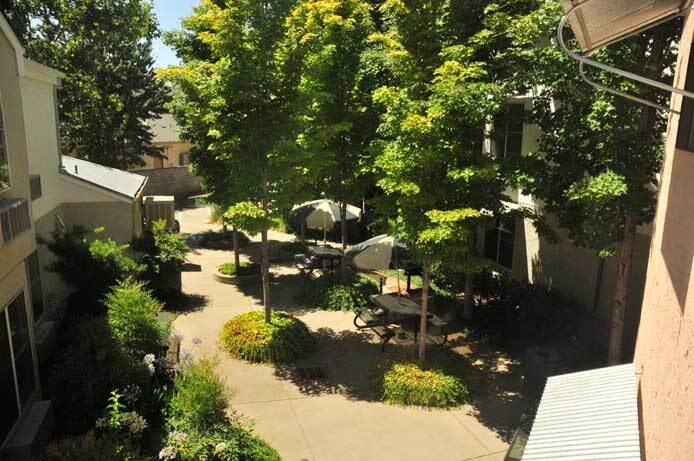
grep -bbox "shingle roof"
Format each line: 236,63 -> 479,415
522,363 -> 641,461
61,156 -> 147,200
145,113 -> 181,143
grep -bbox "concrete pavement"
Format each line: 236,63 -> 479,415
172,205 -> 521,461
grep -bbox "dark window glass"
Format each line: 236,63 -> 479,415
494,103 -> 525,158
8,294 -> 35,407
30,175 -> 42,201
484,218 -> 516,269
0,312 -> 19,443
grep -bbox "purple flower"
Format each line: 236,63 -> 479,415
192,336 -> 203,345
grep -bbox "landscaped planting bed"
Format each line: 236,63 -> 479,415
219,311 -> 315,363
198,230 -> 250,250
213,262 -> 261,285
372,349 -> 479,408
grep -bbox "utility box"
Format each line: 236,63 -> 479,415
143,195 -> 176,230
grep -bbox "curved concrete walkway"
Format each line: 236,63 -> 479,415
172,205 -> 521,461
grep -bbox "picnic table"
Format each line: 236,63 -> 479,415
353,293 -> 448,349
294,245 -> 343,277
367,264 -> 423,294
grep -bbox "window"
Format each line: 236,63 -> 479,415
493,103 -> 525,158
179,152 -> 189,166
0,198 -> 31,244
29,175 -> 42,201
26,251 -> 44,322
0,293 -> 37,443
677,46 -> 694,151
484,218 -> 516,269
0,97 -> 9,191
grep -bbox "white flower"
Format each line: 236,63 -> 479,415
159,445 -> 177,460
143,354 -> 157,375
123,384 -> 142,404
214,442 -> 227,454
95,417 -> 108,429
122,411 -> 148,434
170,431 -> 187,442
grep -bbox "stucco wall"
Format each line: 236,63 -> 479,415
131,165 -> 201,199
137,141 -> 193,169
32,206 -> 69,314
0,24 -> 36,283
633,11 -> 694,460
61,201 -> 137,244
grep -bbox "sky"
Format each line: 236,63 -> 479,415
152,0 -> 198,68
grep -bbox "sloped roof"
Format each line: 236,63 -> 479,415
61,156 -> 147,200
145,113 -> 181,143
523,363 -> 640,460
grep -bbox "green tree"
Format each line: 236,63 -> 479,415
8,0 -> 169,169
162,0 -> 304,322
281,0 -> 378,276
498,1 -> 680,363
374,0 -> 509,361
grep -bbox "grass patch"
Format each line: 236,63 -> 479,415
199,230 -> 250,249
372,349 -> 479,408
218,262 -> 260,276
219,311 -> 315,363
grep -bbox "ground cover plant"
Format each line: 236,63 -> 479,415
218,262 -> 261,277
372,349 -> 480,408
219,311 -> 315,363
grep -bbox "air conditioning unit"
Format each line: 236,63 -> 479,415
0,198 -> 31,246
142,195 -> 176,230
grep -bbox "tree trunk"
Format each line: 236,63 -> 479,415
300,222 -> 306,244
382,214 -> 389,234
608,213 -> 637,365
418,257 -> 431,362
462,230 -> 477,320
340,202 -> 348,281
233,226 -> 240,269
261,173 -> 271,323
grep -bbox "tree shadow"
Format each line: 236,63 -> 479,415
164,292 -> 209,313
273,327 -> 382,402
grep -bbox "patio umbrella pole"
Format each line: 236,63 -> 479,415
323,212 -> 327,246
395,244 -> 402,305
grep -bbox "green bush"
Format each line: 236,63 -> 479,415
167,359 -> 228,431
42,226 -> 143,315
199,230 -> 250,249
279,240 -> 309,255
304,273 -> 378,311
47,317 -> 150,435
163,359 -> 279,461
218,262 -> 260,277
372,350 -> 478,408
135,220 -> 189,299
105,280 -> 170,360
218,311 -> 315,363
45,432 -> 144,461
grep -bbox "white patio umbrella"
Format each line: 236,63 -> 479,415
290,199 -> 361,244
346,234 -> 410,301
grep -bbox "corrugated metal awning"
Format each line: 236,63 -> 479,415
522,363 -> 641,461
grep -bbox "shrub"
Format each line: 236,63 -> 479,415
218,262 -> 261,277
135,220 -> 189,299
219,311 -> 315,363
47,317 -> 150,435
163,359 -> 279,461
372,350 -> 478,408
279,240 -> 309,255
105,280 -> 170,360
471,271 -> 581,344
45,432 -> 144,461
42,226 -> 143,315
167,359 -> 228,431
199,230 -> 250,249
304,273 -> 378,311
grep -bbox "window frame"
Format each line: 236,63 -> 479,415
0,92 -> 12,193
484,218 -> 516,270
0,290 -> 39,445
494,102 -> 526,159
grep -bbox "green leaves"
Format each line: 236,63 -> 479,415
223,202 -> 273,236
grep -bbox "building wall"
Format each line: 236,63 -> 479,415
138,141 -> 193,170
0,26 -> 36,283
61,201 -> 137,244
131,165 -> 201,199
633,11 -> 694,460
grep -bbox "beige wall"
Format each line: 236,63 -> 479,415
634,11 -> 694,460
137,141 -> 193,170
61,201 -> 137,245
0,24 -> 36,283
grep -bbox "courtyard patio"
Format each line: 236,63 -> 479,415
169,204 -> 527,461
